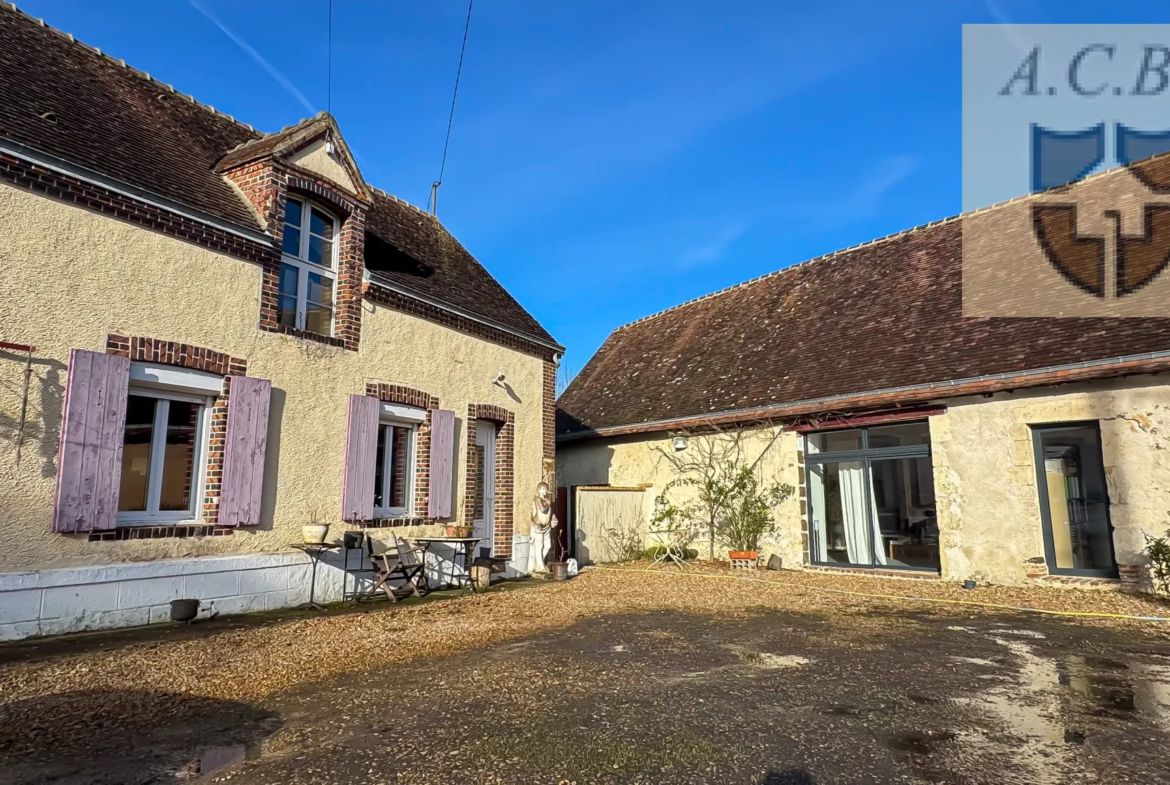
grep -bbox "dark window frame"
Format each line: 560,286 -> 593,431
1030,420 -> 1119,579
804,420 -> 938,573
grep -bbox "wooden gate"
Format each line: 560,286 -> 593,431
574,486 -> 647,565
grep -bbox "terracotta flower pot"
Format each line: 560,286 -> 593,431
445,525 -> 472,538
728,550 -> 760,561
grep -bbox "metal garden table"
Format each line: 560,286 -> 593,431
290,542 -> 340,610
410,536 -> 484,594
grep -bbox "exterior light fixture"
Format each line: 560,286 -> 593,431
672,435 -> 689,452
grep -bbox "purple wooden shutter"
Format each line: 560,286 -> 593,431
428,409 -> 456,518
341,394 -> 379,521
53,349 -> 131,532
219,376 -> 272,527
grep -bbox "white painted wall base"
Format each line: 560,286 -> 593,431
0,536 -> 538,642
0,551 -> 351,642
507,535 -> 531,578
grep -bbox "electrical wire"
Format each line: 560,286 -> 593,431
586,566 -> 1170,623
433,0 -> 474,202
327,0 -> 333,115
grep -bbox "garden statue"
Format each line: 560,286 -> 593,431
529,482 -> 558,574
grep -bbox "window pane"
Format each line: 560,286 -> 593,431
118,395 -> 156,512
279,263 -> 299,296
1037,426 -> 1114,573
305,303 -> 333,335
473,445 -> 486,520
310,207 -> 333,238
867,422 -> 931,449
374,426 -> 387,509
307,233 -> 333,266
159,401 -> 199,512
870,458 -> 940,571
389,426 -> 411,509
277,295 -> 298,327
307,272 -> 333,305
807,429 -> 862,454
284,198 -> 303,228
808,461 -> 875,566
281,225 -> 301,257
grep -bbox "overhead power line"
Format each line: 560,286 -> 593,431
327,0 -> 333,115
430,0 -> 475,215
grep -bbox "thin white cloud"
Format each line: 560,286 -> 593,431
679,222 -> 751,269
984,0 -> 1032,55
188,0 -> 317,116
836,155 -> 920,218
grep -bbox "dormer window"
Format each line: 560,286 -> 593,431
278,197 -> 338,335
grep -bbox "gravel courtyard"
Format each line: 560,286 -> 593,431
2,566 -> 1170,784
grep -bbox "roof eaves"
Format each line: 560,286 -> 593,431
0,134 -> 272,243
364,271 -> 565,354
557,348 -> 1170,441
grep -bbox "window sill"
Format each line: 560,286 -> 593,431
89,525 -> 235,542
804,564 -> 940,581
359,517 -> 432,529
1032,574 -> 1122,590
268,323 -> 347,349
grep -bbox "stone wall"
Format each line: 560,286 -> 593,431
558,374 -> 1170,591
931,375 -> 1170,589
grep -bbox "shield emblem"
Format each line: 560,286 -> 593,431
1116,124 -> 1170,166
1031,123 -> 1105,192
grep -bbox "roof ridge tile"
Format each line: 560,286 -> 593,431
2,2 -> 258,133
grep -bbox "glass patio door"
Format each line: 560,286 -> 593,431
806,421 -> 941,572
1032,423 -> 1117,578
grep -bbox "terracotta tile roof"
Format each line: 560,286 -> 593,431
0,3 -> 263,228
364,189 -> 559,346
0,4 -> 556,348
215,120 -> 312,173
557,199 -> 1170,437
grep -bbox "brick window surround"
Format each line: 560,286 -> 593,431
223,158 -> 367,352
365,382 -> 440,522
542,360 -> 556,462
105,334 -> 248,527
465,404 -> 515,558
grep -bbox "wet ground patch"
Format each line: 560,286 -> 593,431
221,609 -> 1169,784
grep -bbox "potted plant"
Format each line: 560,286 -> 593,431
445,524 -> 473,538
717,465 -> 794,570
302,505 -> 330,544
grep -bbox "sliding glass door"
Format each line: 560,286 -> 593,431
1031,423 -> 1117,578
806,422 -> 940,572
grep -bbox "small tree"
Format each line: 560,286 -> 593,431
1144,531 -> 1170,595
718,465 -> 794,553
652,423 -> 790,560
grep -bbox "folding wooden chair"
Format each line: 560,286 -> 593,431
369,532 -> 426,602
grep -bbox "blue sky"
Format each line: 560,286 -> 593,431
19,0 -> 1170,375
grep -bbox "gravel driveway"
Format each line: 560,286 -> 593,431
2,567 -> 1169,784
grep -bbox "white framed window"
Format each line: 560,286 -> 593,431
373,419 -> 417,518
278,196 -> 339,336
117,386 -> 212,525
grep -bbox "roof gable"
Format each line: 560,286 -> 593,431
286,137 -> 358,195
216,113 -> 369,201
